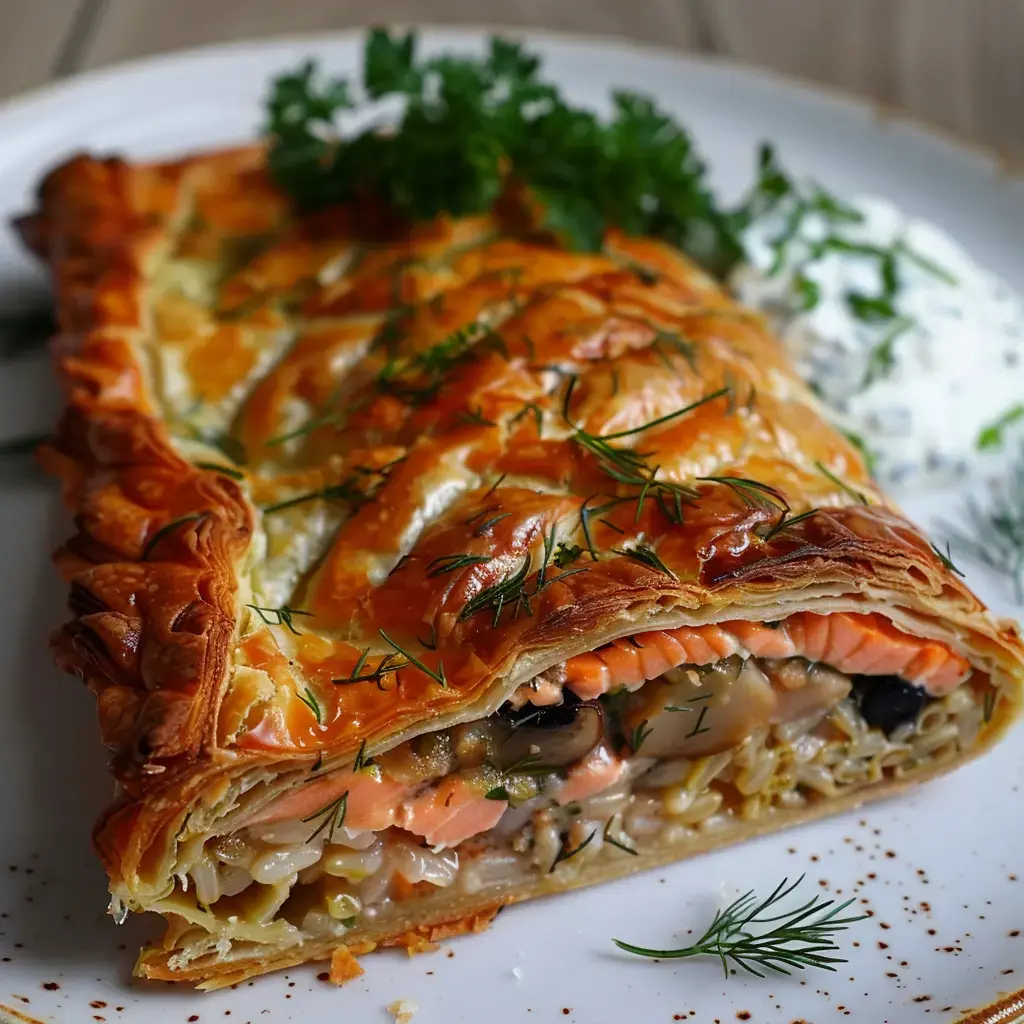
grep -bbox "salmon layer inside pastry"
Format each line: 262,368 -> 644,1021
18,147 -> 1024,989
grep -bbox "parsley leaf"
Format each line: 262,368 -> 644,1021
265,29 -> 743,274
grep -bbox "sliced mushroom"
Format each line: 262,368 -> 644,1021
762,659 -> 852,724
625,656 -> 777,759
491,702 -> 605,771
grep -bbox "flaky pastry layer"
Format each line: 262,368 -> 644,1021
18,145 -> 1024,986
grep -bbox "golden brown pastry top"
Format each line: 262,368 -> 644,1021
19,145 -> 983,804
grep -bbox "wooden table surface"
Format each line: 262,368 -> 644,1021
2,0 -> 1023,160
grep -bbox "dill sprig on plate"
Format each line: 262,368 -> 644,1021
264,29 -> 744,273
940,452 -> 1024,601
613,875 -> 867,978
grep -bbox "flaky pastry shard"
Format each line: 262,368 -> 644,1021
17,145 -> 1024,988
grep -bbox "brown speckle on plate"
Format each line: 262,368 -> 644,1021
41,982 -> 58,991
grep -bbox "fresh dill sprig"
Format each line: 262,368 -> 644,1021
194,461 -> 245,480
611,543 -> 678,580
457,528 -> 588,625
613,875 -> 868,978
425,553 -> 493,577
554,541 -> 583,568
698,475 -> 788,512
940,454 -> 1024,601
929,541 -> 965,578
603,818 -> 639,856
761,507 -> 820,542
549,829 -> 598,873
266,410 -> 341,447
627,719 -> 654,753
297,686 -> 323,724
378,628 -> 447,687
141,512 -> 210,561
977,404 -> 1024,451
246,604 -> 315,635
331,647 -> 407,689
302,791 -> 349,843
815,461 -> 868,505
352,738 -> 375,772
262,478 -> 365,514
457,406 -> 497,427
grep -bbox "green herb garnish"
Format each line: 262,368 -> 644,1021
603,818 -> 639,856
613,875 -> 867,977
425,553 -> 493,577
627,719 -> 654,753
815,460 -> 868,505
302,791 -> 349,843
940,455 -> 1024,602
378,628 -> 447,687
549,829 -> 598,873
262,479 -> 365,514
352,738 -> 375,772
265,30 -> 743,272
761,507 -> 819,542
141,512 -> 210,560
246,604 -> 315,635
977,404 -> 1024,451
611,543 -> 678,580
297,687 -> 323,724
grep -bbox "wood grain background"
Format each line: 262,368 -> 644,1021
3,0 -> 1022,158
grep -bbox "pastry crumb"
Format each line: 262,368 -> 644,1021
512,966 -> 524,981
387,998 -> 419,1023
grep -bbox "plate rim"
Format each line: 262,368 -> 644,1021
0,23 -> 1020,181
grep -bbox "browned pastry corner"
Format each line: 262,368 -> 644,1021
17,142 -> 1024,988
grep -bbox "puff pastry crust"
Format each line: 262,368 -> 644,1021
18,145 -> 1024,988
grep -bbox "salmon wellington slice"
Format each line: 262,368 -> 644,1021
18,144 -> 1024,989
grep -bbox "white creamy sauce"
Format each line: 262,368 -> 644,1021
731,194 -> 1024,486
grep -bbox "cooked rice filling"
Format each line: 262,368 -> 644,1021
159,631 -> 992,967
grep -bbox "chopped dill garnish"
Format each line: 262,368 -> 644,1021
977,404 -> 1024,451
425,553 -> 493,577
262,478 -> 365,514
940,453 -> 1024,602
761,507 -> 820,542
603,818 -> 639,856
554,541 -> 583,568
549,829 -> 598,873
627,719 -> 654,753
815,460 -> 868,505
352,738 -> 374,772
302,791 -> 348,843
141,512 -> 210,561
613,874 -> 867,977
930,541 -> 965,577
194,461 -> 245,480
246,604 -> 315,635
698,475 -> 788,512
297,687 -> 323,724
611,542 -> 678,580
685,704 -> 712,738
378,628 -> 447,687
331,647 -> 407,689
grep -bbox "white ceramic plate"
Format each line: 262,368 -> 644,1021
1,29 -> 1022,1024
